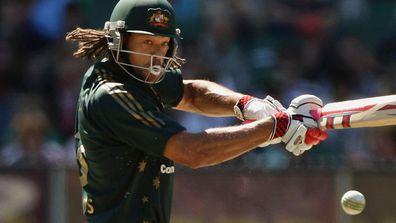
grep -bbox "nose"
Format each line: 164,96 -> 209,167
151,50 -> 165,65
152,57 -> 162,66
151,42 -> 168,56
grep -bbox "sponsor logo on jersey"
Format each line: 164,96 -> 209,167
160,164 -> 175,174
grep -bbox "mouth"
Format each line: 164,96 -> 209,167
150,65 -> 163,76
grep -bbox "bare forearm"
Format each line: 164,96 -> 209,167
164,117 -> 274,168
176,80 -> 244,116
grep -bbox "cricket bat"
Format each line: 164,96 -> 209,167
319,95 -> 396,130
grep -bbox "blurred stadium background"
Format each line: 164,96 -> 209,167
0,0 -> 396,222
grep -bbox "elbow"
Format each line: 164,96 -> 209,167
164,131 -> 216,169
184,162 -> 201,170
186,156 -> 210,170
166,145 -> 212,169
176,149 -> 210,170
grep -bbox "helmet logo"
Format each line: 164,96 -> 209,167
147,8 -> 170,29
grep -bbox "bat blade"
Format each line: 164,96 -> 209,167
319,95 -> 396,129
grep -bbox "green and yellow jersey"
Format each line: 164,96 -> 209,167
75,59 -> 185,223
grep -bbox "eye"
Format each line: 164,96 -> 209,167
162,42 -> 169,47
143,40 -> 153,45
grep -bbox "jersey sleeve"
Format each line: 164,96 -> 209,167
89,84 -> 186,157
154,68 -> 184,108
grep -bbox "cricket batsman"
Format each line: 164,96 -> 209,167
65,0 -> 328,222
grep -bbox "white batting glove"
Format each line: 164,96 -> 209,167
269,111 -> 328,156
233,95 -> 288,148
234,95 -> 286,121
288,94 -> 324,124
264,94 -> 328,156
288,94 -> 328,155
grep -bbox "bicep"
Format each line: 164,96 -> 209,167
174,79 -> 242,116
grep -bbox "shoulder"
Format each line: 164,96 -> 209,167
78,61 -> 127,115
154,68 -> 184,107
85,59 -> 118,80
88,60 -> 129,106
92,81 -> 127,112
80,60 -> 112,90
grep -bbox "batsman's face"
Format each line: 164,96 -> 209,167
126,33 -> 170,81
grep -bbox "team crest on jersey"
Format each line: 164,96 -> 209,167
147,8 -> 170,29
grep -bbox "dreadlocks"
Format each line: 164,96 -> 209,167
65,27 -> 186,68
65,27 -> 109,60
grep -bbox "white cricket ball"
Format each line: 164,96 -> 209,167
341,190 -> 366,215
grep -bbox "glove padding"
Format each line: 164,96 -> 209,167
235,95 -> 288,147
281,113 -> 328,155
234,95 -> 286,121
263,94 -> 328,155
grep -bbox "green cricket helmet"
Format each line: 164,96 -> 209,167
103,0 -> 182,83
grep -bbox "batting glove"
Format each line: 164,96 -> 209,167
268,110 -> 328,156
234,95 -> 286,121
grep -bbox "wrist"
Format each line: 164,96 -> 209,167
271,111 -> 291,140
234,95 -> 255,120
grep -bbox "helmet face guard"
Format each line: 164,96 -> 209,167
114,48 -> 174,83
104,21 -> 179,83
103,0 -> 182,84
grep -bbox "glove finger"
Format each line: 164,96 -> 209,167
307,128 -> 329,141
293,144 -> 312,156
265,95 -> 286,111
305,128 -> 328,145
305,136 -> 320,145
309,109 -> 322,121
292,149 -> 303,156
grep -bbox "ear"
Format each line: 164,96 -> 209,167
122,32 -> 131,50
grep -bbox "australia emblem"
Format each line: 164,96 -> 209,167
148,8 -> 170,29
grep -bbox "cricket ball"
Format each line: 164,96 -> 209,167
341,190 -> 366,215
